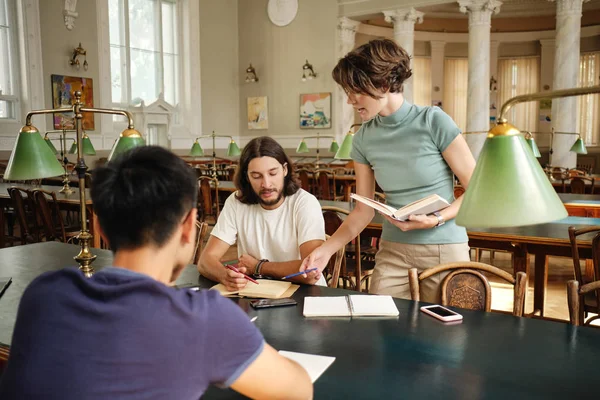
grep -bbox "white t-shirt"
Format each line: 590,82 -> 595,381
211,189 -> 325,261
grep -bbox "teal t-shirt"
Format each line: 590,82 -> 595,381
351,101 -> 468,245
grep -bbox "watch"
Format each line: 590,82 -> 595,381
433,212 -> 445,228
267,0 -> 298,27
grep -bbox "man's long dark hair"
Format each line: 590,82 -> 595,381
234,136 -> 300,204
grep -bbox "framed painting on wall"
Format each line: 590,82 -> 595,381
300,92 -> 331,129
248,96 -> 269,129
51,74 -> 95,130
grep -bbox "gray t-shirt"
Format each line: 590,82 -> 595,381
351,100 -> 468,245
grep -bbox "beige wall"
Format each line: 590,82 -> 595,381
238,0 -> 337,139
199,0 -> 239,136
39,0 -> 100,134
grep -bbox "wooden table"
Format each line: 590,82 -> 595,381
0,183 -> 99,248
559,193 -> 600,217
0,242 -> 598,398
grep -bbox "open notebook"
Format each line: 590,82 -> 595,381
278,351 -> 336,383
303,295 -> 399,317
211,279 -> 299,299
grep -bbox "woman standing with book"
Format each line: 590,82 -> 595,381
300,39 -> 476,302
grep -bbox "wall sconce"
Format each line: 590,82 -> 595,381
69,42 -> 88,71
489,76 -> 497,92
245,63 -> 259,83
301,60 -> 317,82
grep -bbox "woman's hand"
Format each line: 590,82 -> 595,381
299,245 -> 334,276
381,213 -> 438,231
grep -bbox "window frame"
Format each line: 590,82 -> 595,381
0,0 -> 20,121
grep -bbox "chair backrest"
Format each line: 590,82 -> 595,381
315,169 -> 335,200
321,206 -> 363,288
31,189 -> 66,242
567,226 -> 600,286
7,187 -> 39,243
567,279 -> 600,326
568,169 -> 586,178
296,169 -> 313,192
408,261 -> 527,317
323,234 -> 344,288
570,177 -> 587,194
453,185 -> 465,199
551,167 -> 569,180
225,165 -> 237,181
197,176 -> 220,221
192,221 -> 209,265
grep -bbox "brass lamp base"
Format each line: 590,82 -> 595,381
59,174 -> 75,194
74,230 -> 97,277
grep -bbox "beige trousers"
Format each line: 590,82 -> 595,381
370,240 -> 470,304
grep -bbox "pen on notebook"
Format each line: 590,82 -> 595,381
282,268 -> 318,280
224,264 -> 259,284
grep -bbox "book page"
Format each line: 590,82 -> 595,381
350,194 -> 397,216
393,194 -> 450,221
349,295 -> 399,317
303,296 -> 352,317
278,351 -> 336,383
210,279 -> 292,299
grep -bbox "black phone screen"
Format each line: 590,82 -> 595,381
250,298 -> 297,309
426,306 -> 457,317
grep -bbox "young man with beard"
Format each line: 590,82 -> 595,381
0,146 -> 313,400
198,136 -> 326,291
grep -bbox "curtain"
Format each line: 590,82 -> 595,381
578,52 -> 600,146
443,58 -> 468,131
497,57 -> 540,134
412,57 -> 432,107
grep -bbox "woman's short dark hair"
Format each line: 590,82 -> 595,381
234,136 -> 300,204
91,146 -> 197,252
332,38 -> 412,99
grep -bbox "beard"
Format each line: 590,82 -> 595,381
258,188 -> 284,206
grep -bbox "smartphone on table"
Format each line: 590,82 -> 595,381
250,298 -> 297,309
420,304 -> 463,322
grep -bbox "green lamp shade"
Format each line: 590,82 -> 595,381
525,136 -> 541,158
190,141 -> 204,157
570,137 -> 587,154
45,136 -> 58,155
227,140 -> 241,157
329,140 -> 340,153
334,133 -> 354,159
68,141 -> 77,154
4,127 -> 65,180
455,134 -> 567,228
296,140 -> 309,153
108,135 -> 146,161
82,135 -> 97,156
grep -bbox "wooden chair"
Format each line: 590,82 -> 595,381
296,169 -> 313,192
568,226 -> 600,320
408,262 -> 528,317
570,176 -> 594,194
321,206 -> 375,292
453,185 -> 465,199
314,169 -> 343,201
323,234 -> 344,288
192,221 -> 209,265
31,189 -> 79,243
224,165 -> 237,181
551,167 -> 569,180
7,187 -> 39,244
568,169 -> 586,178
567,279 -> 600,326
197,177 -> 220,224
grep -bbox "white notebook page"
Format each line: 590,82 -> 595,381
303,296 -> 351,317
349,295 -> 399,316
279,351 -> 336,383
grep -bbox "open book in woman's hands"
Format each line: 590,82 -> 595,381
350,193 -> 450,221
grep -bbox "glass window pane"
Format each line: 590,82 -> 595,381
108,0 -> 125,46
163,53 -> 178,105
0,100 -> 14,119
130,49 -> 159,103
0,0 -> 9,27
0,27 -> 13,95
162,1 -> 177,54
129,0 -> 158,51
110,45 -> 126,104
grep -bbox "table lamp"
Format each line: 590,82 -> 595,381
295,132 -> 339,164
189,131 -> 241,179
456,86 -> 600,228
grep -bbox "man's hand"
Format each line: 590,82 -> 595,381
238,254 -> 259,275
221,266 -> 249,292
381,213 -> 438,232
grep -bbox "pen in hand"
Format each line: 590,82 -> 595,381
282,268 -> 318,280
224,263 -> 259,284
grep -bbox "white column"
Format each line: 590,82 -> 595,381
459,0 -> 502,160
430,41 -> 446,108
489,41 -> 500,123
383,8 -> 424,103
336,17 -> 361,144
549,0 -> 588,168
539,39 -> 555,141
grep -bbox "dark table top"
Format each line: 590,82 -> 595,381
0,182 -> 92,204
1,242 -> 599,399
